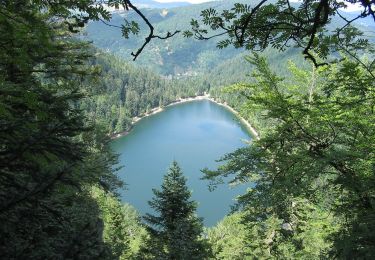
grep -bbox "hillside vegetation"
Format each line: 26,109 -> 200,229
1,0 -> 374,259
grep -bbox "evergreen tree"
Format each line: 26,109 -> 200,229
139,161 -> 211,260
0,1 -> 122,258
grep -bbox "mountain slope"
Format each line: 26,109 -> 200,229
84,0 -> 373,77
133,0 -> 192,8
83,0 -> 246,75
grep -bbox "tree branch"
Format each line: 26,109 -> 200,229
124,0 -> 180,60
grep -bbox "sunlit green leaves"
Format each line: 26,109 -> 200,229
121,20 -> 140,39
204,53 -> 375,258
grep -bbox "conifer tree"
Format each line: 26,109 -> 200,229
140,161 -> 210,260
0,1 -> 122,258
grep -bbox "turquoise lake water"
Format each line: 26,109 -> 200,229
111,100 -> 251,226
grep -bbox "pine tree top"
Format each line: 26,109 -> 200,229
140,161 -> 210,259
146,161 -> 198,228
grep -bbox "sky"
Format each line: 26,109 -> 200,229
155,0 -> 363,11
289,0 -> 363,12
155,0 -> 213,3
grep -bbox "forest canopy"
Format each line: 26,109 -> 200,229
0,0 -> 374,259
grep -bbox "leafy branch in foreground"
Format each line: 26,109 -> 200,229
203,54 -> 375,258
122,0 -> 180,60
9,0 -> 179,60
184,0 -> 375,68
96,0 -> 180,60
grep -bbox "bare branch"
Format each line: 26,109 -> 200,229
94,0 -> 180,60
238,0 -> 269,45
99,18 -> 122,29
124,0 -> 180,60
195,30 -> 231,40
302,0 -> 330,66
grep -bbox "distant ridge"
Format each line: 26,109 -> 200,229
86,0 -> 373,76
133,0 -> 192,8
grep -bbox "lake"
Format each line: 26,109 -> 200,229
111,100 -> 252,226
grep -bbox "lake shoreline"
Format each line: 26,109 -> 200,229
110,94 -> 259,140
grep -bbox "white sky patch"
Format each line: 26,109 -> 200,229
105,0 -> 367,13
339,2 -> 364,12
289,0 -> 365,12
103,0 -> 214,11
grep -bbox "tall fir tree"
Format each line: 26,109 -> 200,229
139,161 -> 211,260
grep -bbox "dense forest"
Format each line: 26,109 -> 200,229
81,52 -> 207,134
1,0 -> 374,259
80,48 -> 309,136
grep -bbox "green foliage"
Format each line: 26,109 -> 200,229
185,0 -> 374,66
81,52 -> 209,135
83,2 -> 245,75
207,201 -> 337,259
206,213 -> 248,260
203,54 -> 375,258
2,1 -> 374,259
139,161 -> 211,259
91,186 -> 146,259
243,198 -> 338,259
0,1 -> 122,258
122,20 -> 141,39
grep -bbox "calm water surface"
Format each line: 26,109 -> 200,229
111,100 -> 251,226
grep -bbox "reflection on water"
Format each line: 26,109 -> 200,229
111,100 -> 251,226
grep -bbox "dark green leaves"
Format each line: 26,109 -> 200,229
121,20 -> 140,39
204,53 -> 375,258
139,161 -> 211,259
185,0 -> 374,67
0,2 -> 122,258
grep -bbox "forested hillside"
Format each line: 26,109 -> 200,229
84,0 -> 372,77
132,0 -> 191,8
1,0 -> 374,259
82,36 -> 312,136
193,0 -> 375,258
83,0 -> 245,75
83,0 -> 360,136
0,2 -> 125,258
81,52 -> 208,134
